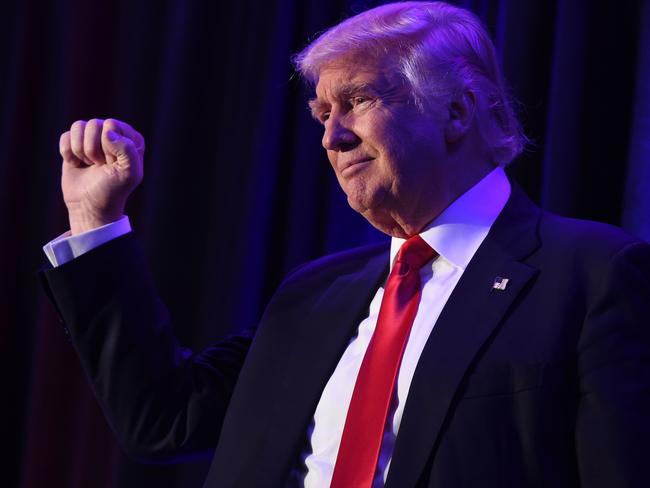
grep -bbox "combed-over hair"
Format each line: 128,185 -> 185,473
294,1 -> 526,166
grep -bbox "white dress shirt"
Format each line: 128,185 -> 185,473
43,167 -> 511,487
43,216 -> 132,266
301,167 -> 510,487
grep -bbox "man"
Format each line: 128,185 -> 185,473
41,2 -> 650,487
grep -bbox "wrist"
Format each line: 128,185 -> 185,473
67,203 -> 124,235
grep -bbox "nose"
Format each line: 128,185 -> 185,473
322,114 -> 359,152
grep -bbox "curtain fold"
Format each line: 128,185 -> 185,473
623,0 -> 650,240
3,1 -> 647,487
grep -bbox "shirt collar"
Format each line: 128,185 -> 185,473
389,166 -> 511,270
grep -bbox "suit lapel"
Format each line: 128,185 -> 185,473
386,186 -> 542,487
253,245 -> 389,485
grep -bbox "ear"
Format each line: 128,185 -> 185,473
444,90 -> 476,144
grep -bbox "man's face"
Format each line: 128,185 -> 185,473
310,55 -> 454,237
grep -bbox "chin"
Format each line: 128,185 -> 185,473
344,182 -> 387,213
346,193 -> 378,216
345,197 -> 390,232
360,209 -> 404,236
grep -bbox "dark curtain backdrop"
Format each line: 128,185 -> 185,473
2,0 -> 649,487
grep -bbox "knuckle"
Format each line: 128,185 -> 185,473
59,133 -> 72,156
87,118 -> 104,130
70,134 -> 83,152
70,119 -> 87,131
104,118 -> 119,131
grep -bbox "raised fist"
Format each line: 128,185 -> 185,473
59,118 -> 145,234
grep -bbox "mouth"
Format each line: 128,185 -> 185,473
340,157 -> 374,178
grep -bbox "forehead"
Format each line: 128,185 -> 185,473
313,55 -> 400,103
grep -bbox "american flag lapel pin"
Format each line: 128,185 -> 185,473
492,276 -> 509,291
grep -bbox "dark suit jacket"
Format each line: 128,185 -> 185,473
41,187 -> 650,487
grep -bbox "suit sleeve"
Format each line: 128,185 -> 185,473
576,241 -> 650,487
40,232 -> 253,463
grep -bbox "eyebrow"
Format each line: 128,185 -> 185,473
308,82 -> 375,120
308,98 -> 328,121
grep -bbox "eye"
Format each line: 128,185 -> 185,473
351,96 -> 368,106
320,112 -> 330,123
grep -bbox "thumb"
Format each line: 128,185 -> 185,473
106,129 -> 120,143
102,129 -> 139,164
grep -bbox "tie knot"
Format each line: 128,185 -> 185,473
395,235 -> 436,272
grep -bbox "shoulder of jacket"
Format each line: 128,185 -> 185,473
539,211 -> 643,252
281,240 -> 390,286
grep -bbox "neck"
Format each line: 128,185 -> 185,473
365,163 -> 496,238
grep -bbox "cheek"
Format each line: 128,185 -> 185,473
393,120 -> 444,164
366,112 -> 408,153
372,125 -> 411,171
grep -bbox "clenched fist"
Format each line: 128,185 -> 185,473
59,118 -> 145,234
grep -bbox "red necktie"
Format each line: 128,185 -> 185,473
331,235 -> 437,488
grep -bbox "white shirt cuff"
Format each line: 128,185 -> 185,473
43,216 -> 132,267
